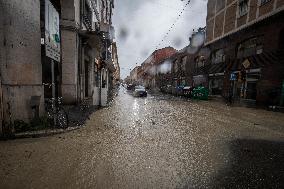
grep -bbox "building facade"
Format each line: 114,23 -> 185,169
134,47 -> 177,89
155,29 -> 206,95
0,0 -> 119,136
0,0 -> 45,136
206,0 -> 284,106
61,0 -> 117,106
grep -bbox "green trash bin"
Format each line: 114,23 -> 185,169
192,86 -> 209,100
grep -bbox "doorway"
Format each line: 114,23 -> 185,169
85,61 -> 89,97
246,81 -> 257,100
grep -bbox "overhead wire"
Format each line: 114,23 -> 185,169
155,0 -> 191,50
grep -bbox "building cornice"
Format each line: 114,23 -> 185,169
205,6 -> 284,46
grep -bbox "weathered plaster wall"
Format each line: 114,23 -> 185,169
0,0 -> 44,123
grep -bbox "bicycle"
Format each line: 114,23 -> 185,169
45,97 -> 69,129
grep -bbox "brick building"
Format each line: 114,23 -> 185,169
205,0 -> 284,106
155,28 -> 206,95
135,47 -> 177,89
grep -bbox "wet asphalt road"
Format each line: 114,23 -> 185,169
1,87 -> 284,189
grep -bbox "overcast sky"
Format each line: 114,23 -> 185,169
113,0 -> 208,79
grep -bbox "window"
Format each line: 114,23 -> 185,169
182,57 -> 187,71
216,0 -> 225,12
196,56 -> 205,68
211,49 -> 225,64
174,60 -> 179,73
181,79 -> 186,86
260,0 -> 271,6
237,37 -> 263,58
94,64 -> 100,87
238,0 -> 248,17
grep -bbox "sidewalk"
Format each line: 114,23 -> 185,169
11,105 -> 100,139
14,126 -> 81,139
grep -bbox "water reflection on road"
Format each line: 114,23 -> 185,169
0,87 -> 284,188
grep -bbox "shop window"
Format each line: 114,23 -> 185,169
237,37 -> 263,58
211,49 -> 225,64
238,0 -> 248,17
210,78 -> 223,95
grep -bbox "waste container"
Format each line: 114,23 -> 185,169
192,86 -> 209,100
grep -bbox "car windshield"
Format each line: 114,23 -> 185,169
135,86 -> 145,90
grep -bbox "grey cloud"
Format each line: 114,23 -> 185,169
113,0 -> 208,78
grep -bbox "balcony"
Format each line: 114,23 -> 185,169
82,13 -> 92,31
103,58 -> 116,72
100,22 -> 115,42
102,50 -> 112,60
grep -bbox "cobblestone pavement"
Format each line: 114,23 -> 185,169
1,88 -> 284,189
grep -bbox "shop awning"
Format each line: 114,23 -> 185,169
208,62 -> 226,74
231,50 -> 284,71
195,62 -> 226,75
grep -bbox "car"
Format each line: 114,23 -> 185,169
126,84 -> 135,90
133,86 -> 147,97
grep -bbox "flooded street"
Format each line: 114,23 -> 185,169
1,88 -> 284,189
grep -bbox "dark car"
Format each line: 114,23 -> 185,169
133,86 -> 147,97
127,84 -> 135,90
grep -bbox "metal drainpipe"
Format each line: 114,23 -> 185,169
98,50 -> 102,106
77,37 -> 82,104
105,39 -> 108,101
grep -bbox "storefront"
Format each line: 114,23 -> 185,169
229,57 -> 261,105
231,50 -> 284,106
208,73 -> 224,95
193,75 -> 207,87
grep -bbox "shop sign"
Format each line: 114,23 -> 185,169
242,59 -> 251,69
45,0 -> 60,62
230,73 -> 237,81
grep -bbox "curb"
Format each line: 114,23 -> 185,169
14,126 -> 82,139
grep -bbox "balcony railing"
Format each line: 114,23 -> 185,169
83,12 -> 92,31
